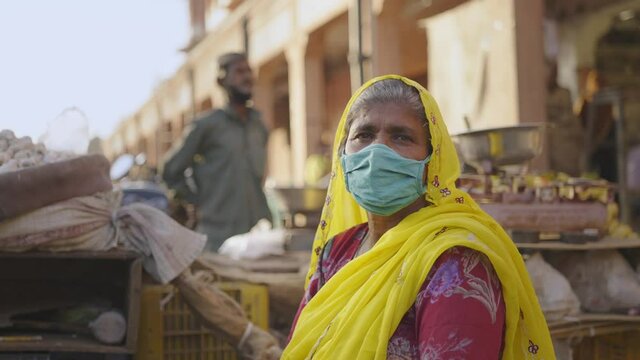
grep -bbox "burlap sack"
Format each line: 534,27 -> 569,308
0,192 -> 118,252
0,191 -> 206,284
0,154 -> 112,222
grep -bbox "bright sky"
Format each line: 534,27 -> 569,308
0,1 -> 188,141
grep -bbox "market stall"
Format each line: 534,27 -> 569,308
0,129 -> 282,360
454,124 -> 640,359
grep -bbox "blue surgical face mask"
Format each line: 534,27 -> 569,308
341,144 -> 432,216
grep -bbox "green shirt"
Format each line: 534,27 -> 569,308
162,106 -> 271,250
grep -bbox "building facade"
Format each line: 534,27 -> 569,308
103,0 -> 639,186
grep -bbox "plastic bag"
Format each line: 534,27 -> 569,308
547,250 -> 640,312
628,145 -> 640,190
218,219 -> 286,260
40,107 -> 90,155
525,253 -> 581,320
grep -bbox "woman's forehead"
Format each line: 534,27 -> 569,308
351,103 -> 424,129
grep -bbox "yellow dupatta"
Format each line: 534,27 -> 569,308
283,75 -> 554,359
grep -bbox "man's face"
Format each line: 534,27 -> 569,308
223,59 -> 254,99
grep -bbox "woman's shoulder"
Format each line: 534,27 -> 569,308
437,246 -> 494,266
428,246 -> 499,285
416,246 -> 502,314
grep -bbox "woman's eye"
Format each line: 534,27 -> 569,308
394,134 -> 413,142
353,133 -> 373,140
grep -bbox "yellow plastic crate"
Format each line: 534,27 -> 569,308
136,282 -> 269,360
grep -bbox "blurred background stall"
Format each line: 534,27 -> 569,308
3,0 -> 640,358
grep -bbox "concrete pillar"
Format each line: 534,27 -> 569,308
514,0 -> 548,171
285,36 -> 309,186
253,66 -> 276,130
514,0 -> 546,125
253,64 -> 278,180
348,0 -> 375,91
372,0 -> 402,76
146,135 -> 158,167
305,35 -> 326,156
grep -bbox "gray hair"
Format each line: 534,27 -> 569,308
339,79 -> 430,154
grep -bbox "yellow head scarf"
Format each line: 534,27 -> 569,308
283,75 -> 554,359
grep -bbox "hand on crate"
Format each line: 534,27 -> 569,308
238,323 -> 282,360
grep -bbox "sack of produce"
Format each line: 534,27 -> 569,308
547,250 -> 640,312
0,191 -> 206,284
0,130 -> 112,221
0,192 -> 119,252
525,252 -> 581,320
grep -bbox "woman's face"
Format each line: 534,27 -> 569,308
345,103 -> 429,161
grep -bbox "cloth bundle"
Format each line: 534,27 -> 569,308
0,191 -> 206,284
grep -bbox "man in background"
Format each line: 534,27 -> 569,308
162,52 -> 271,251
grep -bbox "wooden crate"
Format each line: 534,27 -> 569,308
573,330 -> 640,360
0,250 -> 142,356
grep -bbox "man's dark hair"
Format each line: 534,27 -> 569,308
217,52 -> 247,80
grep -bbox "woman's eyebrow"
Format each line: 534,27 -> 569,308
386,124 -> 414,134
352,123 -> 377,132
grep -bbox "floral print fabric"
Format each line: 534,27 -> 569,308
290,223 -> 505,359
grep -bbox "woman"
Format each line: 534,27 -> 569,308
284,75 -> 553,359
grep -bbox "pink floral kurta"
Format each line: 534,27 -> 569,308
290,223 -> 506,359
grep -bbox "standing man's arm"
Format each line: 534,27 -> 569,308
162,121 -> 206,199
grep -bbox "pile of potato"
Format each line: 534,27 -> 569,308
0,129 -> 73,173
